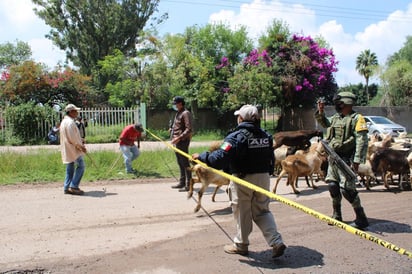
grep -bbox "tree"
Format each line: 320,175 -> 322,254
253,20 -> 338,130
381,36 -> 412,107
259,20 -> 339,109
381,60 -> 412,106
387,36 -> 412,65
32,0 -> 165,75
0,61 -> 92,107
96,34 -> 171,108
227,49 -> 279,109
0,40 -> 32,70
338,83 -> 378,106
356,49 -> 378,103
161,24 -> 253,117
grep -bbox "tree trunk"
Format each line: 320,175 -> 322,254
278,106 -> 313,131
190,99 -> 199,131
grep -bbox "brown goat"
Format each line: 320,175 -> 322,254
370,147 -> 410,190
187,141 -> 229,212
187,164 -> 229,212
272,145 -> 323,194
273,129 -> 323,150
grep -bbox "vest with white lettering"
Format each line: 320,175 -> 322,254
229,123 -> 274,174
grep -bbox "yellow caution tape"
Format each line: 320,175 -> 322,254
145,128 -> 412,259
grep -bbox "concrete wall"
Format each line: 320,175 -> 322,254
315,106 -> 411,133
147,106 -> 412,133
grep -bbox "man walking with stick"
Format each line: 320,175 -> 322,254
60,104 -> 87,195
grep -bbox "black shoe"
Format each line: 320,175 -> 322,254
351,207 -> 369,230
171,183 -> 185,189
178,186 -> 189,192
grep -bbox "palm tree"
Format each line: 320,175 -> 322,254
356,49 -> 378,103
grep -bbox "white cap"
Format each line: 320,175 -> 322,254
64,104 -> 81,112
234,104 -> 259,121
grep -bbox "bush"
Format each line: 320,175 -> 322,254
5,103 -> 59,144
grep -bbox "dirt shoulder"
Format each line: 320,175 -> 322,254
0,178 -> 411,274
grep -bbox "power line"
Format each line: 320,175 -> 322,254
161,0 -> 412,23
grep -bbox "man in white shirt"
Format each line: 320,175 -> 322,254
60,104 -> 87,195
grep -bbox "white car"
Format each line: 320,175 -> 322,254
363,115 -> 407,137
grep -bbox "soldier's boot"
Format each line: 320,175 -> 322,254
341,188 -> 369,229
351,207 -> 369,230
331,202 -> 342,221
328,181 -> 342,225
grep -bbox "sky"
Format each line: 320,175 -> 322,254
0,0 -> 411,86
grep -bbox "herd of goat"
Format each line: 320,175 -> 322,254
186,129 -> 412,213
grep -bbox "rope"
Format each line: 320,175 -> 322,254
145,128 -> 412,259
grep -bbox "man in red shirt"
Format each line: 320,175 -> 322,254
119,123 -> 144,174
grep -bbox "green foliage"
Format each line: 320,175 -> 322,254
0,40 -> 32,69
257,19 -> 339,109
5,102 -> 59,144
227,61 -> 279,109
382,36 -> 412,106
32,0 -> 165,76
381,60 -> 412,106
338,83 -> 378,106
356,49 -> 379,102
96,49 -> 143,107
387,36 -> 412,65
164,23 -> 254,114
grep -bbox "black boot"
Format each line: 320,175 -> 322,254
332,204 -> 342,221
328,202 -> 342,226
328,181 -> 342,222
351,207 -> 369,230
171,183 -> 185,189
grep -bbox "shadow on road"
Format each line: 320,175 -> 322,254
208,206 -> 232,216
84,190 -> 118,198
367,218 -> 412,234
239,245 -> 324,270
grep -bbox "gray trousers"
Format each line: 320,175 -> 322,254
230,173 -> 283,247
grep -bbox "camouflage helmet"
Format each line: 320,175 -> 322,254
333,91 -> 356,105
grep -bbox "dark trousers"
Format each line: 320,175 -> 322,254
175,139 -> 191,186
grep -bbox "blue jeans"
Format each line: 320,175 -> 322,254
64,156 -> 85,190
120,145 -> 140,172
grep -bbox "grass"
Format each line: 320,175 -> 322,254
0,146 -> 210,186
0,126 -> 270,185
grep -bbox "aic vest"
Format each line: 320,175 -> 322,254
231,128 -> 273,174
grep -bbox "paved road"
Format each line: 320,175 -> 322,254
0,177 -> 411,273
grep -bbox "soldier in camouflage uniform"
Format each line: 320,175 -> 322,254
315,92 -> 369,229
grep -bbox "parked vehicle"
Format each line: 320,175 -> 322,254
363,115 -> 407,137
